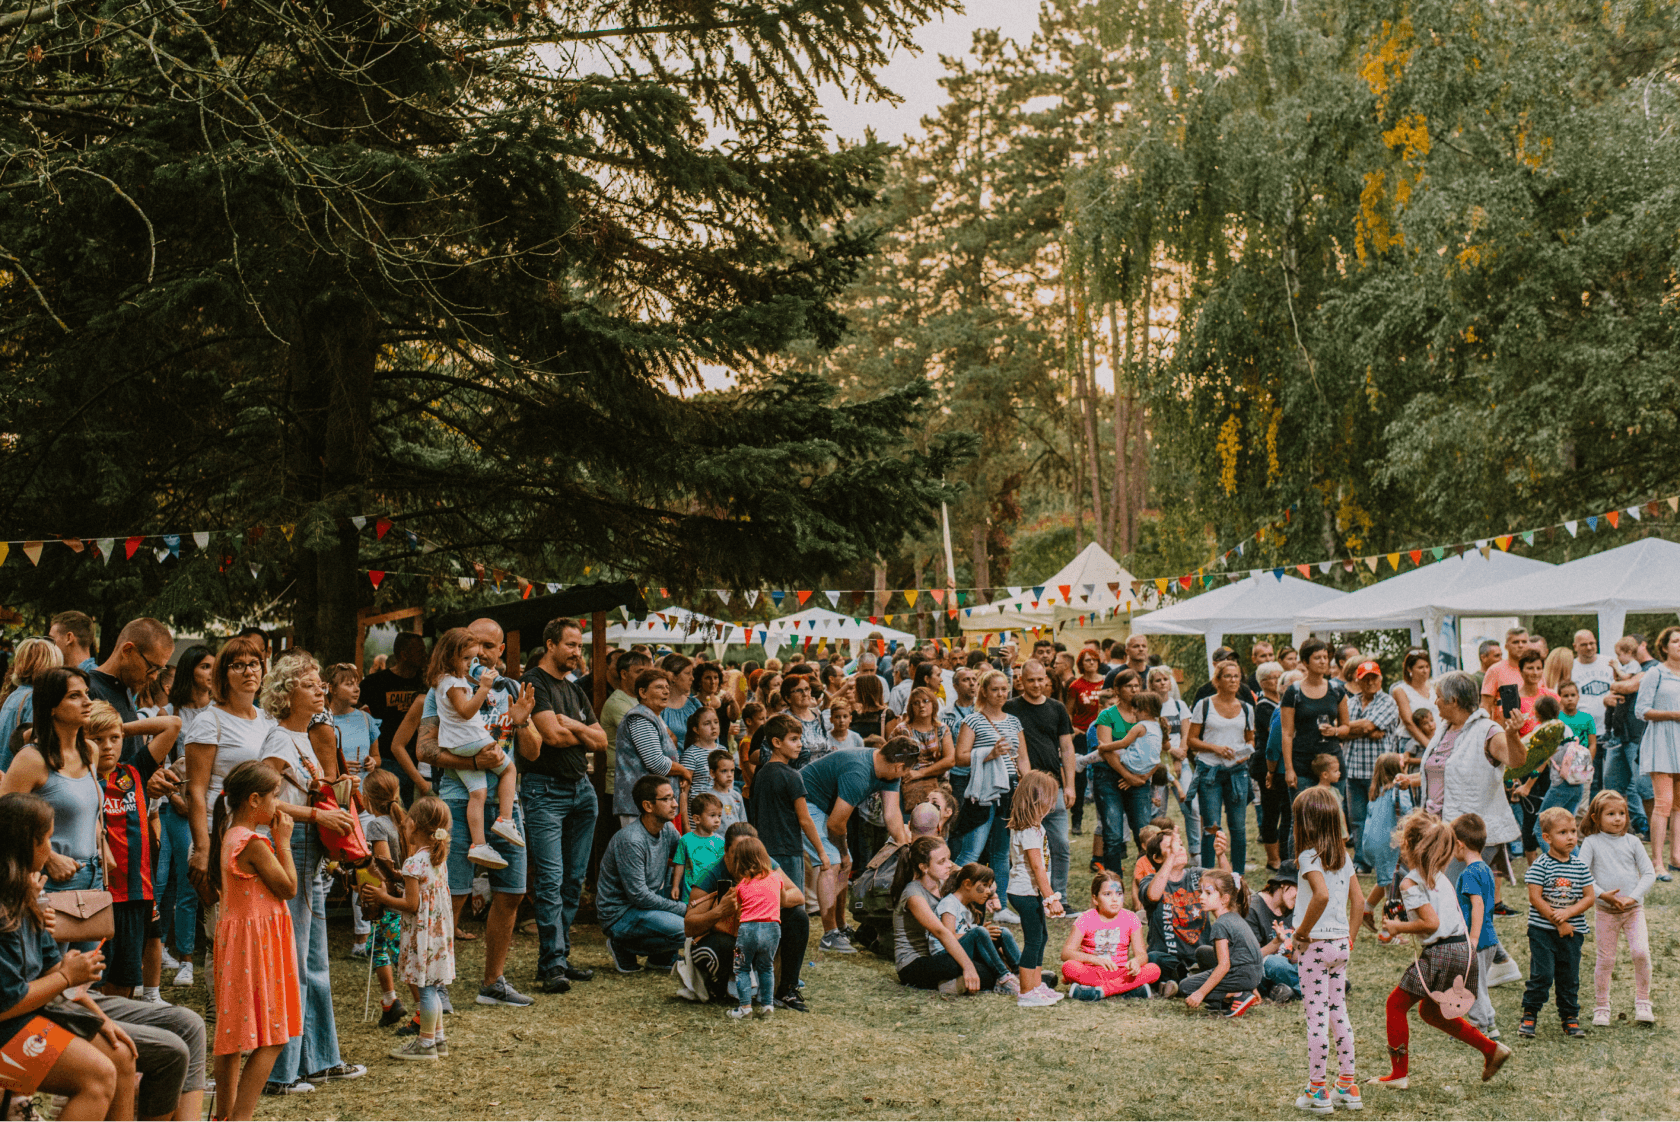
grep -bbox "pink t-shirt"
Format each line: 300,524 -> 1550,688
736,872 -> 782,924
1480,660 -> 1522,702
1074,907 -> 1141,959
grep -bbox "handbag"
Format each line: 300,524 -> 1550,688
44,890 -> 114,944
301,721 -> 371,863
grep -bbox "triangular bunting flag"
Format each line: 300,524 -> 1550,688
1154,578 -> 1169,595
1058,584 -> 1072,601
1032,586 -> 1046,600
1272,567 -> 1285,581
1430,546 -> 1444,560
0,543 -> 8,566
1522,531 -> 1535,546
375,517 -> 392,540
1586,516 -> 1598,532
931,589 -> 946,606
1628,505 -> 1642,522
459,577 -> 473,591
1297,564 -> 1311,578
715,589 -> 732,605
1083,583 -> 1096,599
125,536 -> 143,560
884,615 -> 895,626
1474,539 -> 1488,552
547,582 -> 560,594
22,542 -> 43,566
1606,511 -> 1620,529
825,591 -> 839,607
796,590 -> 812,606
193,531 -> 209,550
1409,550 -> 1422,565
522,582 -> 534,600
1178,575 -> 1192,590
1565,520 -> 1579,537
744,590 -> 759,608
351,516 -> 367,531
97,538 -> 114,565
1364,556 -> 1379,573
59,537 -> 83,553
279,524 -> 295,541
1237,541 -> 1246,557
1669,497 -> 1679,514
249,562 -> 261,580
248,524 -> 265,543
904,590 -> 920,608
1317,561 -> 1332,575
1494,535 -> 1512,551
769,590 -> 785,607
369,570 -> 385,589
163,534 -> 181,558
1387,552 -> 1401,571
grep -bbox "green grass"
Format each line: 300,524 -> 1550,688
178,818 -> 1680,1121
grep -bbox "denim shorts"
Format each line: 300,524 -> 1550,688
802,832 -> 843,867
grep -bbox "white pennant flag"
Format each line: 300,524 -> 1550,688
1565,520 -> 1578,537
351,516 -> 367,531
744,590 -> 759,608
459,577 -> 473,591
154,547 -> 170,562
715,589 -> 732,606
547,582 -> 559,594
249,563 -> 262,580
1628,505 -> 1642,521
825,590 -> 840,607
97,538 -> 115,565
193,531 -> 209,550
1007,586 -> 1023,599
1317,561 -> 1332,575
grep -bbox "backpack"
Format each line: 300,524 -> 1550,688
848,839 -> 906,958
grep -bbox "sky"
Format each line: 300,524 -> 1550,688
815,0 -> 1045,146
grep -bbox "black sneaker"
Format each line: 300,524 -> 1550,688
561,962 -> 595,982
645,953 -> 678,972
605,938 -> 642,974
538,970 -> 573,995
307,1064 -> 367,1082
1517,1011 -> 1537,1038
262,1080 -> 315,1096
774,992 -> 809,1013
395,1018 -> 420,1037
378,1000 -> 409,1027
1563,1017 -> 1587,1038
1492,902 -> 1518,918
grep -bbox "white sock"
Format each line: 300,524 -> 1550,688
383,991 -> 397,1006
143,987 -> 160,1001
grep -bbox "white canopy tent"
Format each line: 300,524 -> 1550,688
581,606 -> 742,660
1431,537 -> 1680,651
959,542 -> 1142,643
754,607 -> 917,659
1129,572 -> 1349,672
1295,550 -> 1554,675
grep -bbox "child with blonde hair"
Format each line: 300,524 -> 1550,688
1578,790 -> 1656,1025
359,767 -> 410,1026
1290,786 -> 1363,1112
1007,771 -> 1065,1007
363,796 -> 456,1060
428,628 -> 521,868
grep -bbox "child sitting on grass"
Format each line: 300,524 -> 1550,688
1180,869 -> 1262,1017
937,862 -> 1022,995
1060,872 -> 1162,1000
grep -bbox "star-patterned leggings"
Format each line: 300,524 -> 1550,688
1301,938 -> 1355,1083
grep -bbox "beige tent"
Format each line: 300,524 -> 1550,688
959,542 -> 1141,644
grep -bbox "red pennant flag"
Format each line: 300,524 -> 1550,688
659,588 -> 669,599
930,589 -> 946,606
1409,550 -> 1423,565
375,517 -> 393,540
948,608 -> 958,620
1057,584 -> 1072,601
1606,511 -> 1620,529
796,590 -> 812,606
368,570 -> 385,589
125,536 -> 143,560
1178,575 -> 1192,590
522,582 -> 534,600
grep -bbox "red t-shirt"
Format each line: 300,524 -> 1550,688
103,763 -> 153,903
736,872 -> 782,924
1067,677 -> 1106,733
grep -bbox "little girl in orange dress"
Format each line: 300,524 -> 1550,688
211,761 -> 302,1121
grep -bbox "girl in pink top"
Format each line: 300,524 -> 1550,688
1060,872 -> 1161,999
727,838 -> 782,1020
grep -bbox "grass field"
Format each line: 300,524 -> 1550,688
176,819 -> 1680,1121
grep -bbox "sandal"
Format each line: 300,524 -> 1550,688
454,927 -> 480,941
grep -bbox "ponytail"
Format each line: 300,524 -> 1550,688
1203,868 -> 1250,918
207,760 -> 282,898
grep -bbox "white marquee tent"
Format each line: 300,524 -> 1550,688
582,606 -> 742,659
1129,572 -> 1348,672
1295,550 -> 1554,674
959,543 -> 1142,643
1431,537 -> 1680,650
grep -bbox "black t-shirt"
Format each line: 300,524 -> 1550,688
86,668 -> 145,764
749,760 -> 807,856
1282,679 -> 1348,772
361,669 -> 425,755
521,665 -> 597,782
1002,696 -> 1074,775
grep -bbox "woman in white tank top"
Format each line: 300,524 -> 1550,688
1393,649 -> 1435,754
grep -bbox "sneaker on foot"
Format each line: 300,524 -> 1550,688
1031,983 -> 1064,1004
160,949 -> 181,971
1482,1042 -> 1511,1081
1516,1011 -> 1537,1038
1227,990 -> 1262,1017
467,843 -> 509,869
774,992 -> 809,1012
538,970 -> 573,995
818,930 -> 859,954
477,978 -> 533,1007
1486,955 -> 1523,987
1294,1086 -> 1333,1115
993,907 -> 1022,925
1636,1000 -> 1655,1024
753,1003 -> 771,1019
379,1000 -> 409,1028
1017,986 -> 1059,1008
605,939 -> 642,974
1330,1083 -> 1362,1110
1157,979 -> 1179,998
396,1018 -> 420,1037
1364,1073 -> 1408,1090
1069,984 -> 1104,1002
560,961 -> 596,982
937,978 -> 965,994
993,976 -> 1021,997
388,1038 -> 438,1062
262,1080 -> 315,1095
1563,1017 -> 1587,1038
432,1038 -> 449,1058
490,817 -> 525,848
349,943 -> 370,959
726,1006 -> 752,1020
1592,1007 -> 1611,1027
307,1064 -> 367,1082
1268,983 -> 1296,1003
172,962 -> 194,987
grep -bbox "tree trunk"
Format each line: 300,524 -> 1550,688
288,290 -> 378,662
1129,254 -> 1155,554
1110,299 -> 1131,556
972,522 -> 990,602
874,561 -> 888,615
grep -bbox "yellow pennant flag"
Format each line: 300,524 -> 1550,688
1387,552 -> 1401,571
1495,535 -> 1513,551
0,543 -> 8,566
884,614 -> 895,626
1154,578 -> 1169,595
903,589 -> 920,608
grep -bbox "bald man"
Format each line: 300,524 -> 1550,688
428,618 -> 541,1006
87,617 -> 179,765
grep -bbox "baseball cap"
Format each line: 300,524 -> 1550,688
1355,660 -> 1382,679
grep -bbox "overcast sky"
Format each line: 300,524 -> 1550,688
816,0 -> 1045,146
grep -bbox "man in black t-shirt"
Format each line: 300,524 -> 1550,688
520,618 -> 607,992
1004,660 -> 1075,900
362,632 -> 427,802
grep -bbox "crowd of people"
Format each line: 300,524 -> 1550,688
0,609 -> 1671,1117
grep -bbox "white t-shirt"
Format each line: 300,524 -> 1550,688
436,675 -> 493,751
1160,698 -> 1193,757
1401,867 -> 1467,944
1571,655 -> 1617,735
1007,825 -> 1046,897
260,725 -> 320,809
182,704 -> 275,821
1189,696 -> 1254,767
936,893 -> 977,936
1292,847 -> 1354,940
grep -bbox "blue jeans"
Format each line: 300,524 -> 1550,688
443,797 -> 528,895
48,860 -> 104,952
521,774 -> 598,975
604,906 -> 686,960
733,921 -> 780,1007
1524,925 -> 1583,1021
271,830 -> 343,1085
1346,780 -> 1371,869
964,927 -> 1021,979
1603,736 -> 1652,834
1263,953 -> 1299,991
1174,768 -> 1203,842
1196,763 -> 1250,872
1092,767 -> 1152,865
1042,800 -> 1071,901
896,927 -> 1003,990
1539,780 -> 1586,817
155,803 -> 196,958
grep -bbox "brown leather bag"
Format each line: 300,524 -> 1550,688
46,889 -> 115,944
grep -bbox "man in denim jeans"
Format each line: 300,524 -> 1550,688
1606,635 -> 1655,836
521,617 -> 606,993
597,775 -> 687,972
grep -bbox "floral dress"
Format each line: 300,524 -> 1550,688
398,852 -> 456,988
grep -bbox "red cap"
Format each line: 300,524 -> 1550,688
1355,660 -> 1382,679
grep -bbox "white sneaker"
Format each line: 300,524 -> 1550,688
1486,956 -> 1523,987
490,817 -> 525,848
1017,985 -> 1059,1008
1592,1007 -> 1611,1027
994,908 -> 1022,925
173,962 -> 194,987
468,843 -> 509,869
1636,1000 -> 1655,1023
937,978 -> 966,994
160,949 -> 181,971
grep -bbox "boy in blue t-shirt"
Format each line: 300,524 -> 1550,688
671,794 -> 726,903
1452,813 -> 1502,1040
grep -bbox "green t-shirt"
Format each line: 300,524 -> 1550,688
1092,706 -> 1137,773
674,832 -> 726,903
1559,710 -> 1596,748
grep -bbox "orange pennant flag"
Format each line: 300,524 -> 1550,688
796,590 -> 812,606
930,589 -> 946,606
60,537 -> 84,553
1495,535 -> 1513,551
1409,549 -> 1423,565
1297,564 -> 1311,578
1057,584 -> 1072,601
1606,511 -> 1620,529
22,542 -> 44,566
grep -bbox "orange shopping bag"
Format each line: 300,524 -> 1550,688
0,1015 -> 75,1095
